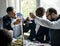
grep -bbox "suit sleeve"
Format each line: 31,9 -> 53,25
3,16 -> 12,30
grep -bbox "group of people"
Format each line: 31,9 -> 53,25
0,6 -> 60,46
26,7 -> 60,46
30,7 -> 60,46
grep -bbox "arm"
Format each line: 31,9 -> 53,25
35,16 -> 60,29
11,19 -> 21,28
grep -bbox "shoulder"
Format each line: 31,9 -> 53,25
3,15 -> 10,20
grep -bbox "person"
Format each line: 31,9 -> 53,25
3,7 -> 21,38
24,8 -> 49,43
0,29 -> 12,46
45,8 -> 58,45
3,7 -> 17,30
35,7 -> 50,43
23,12 -> 36,41
30,7 -> 60,46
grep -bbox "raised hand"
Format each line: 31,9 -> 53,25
29,12 -> 36,19
13,19 -> 21,25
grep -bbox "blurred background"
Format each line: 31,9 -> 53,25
0,0 -> 60,18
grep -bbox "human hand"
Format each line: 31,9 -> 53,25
26,17 -> 30,22
13,19 -> 21,25
29,13 -> 36,19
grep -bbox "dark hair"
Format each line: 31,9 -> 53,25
0,29 -> 12,46
47,8 -> 57,15
6,7 -> 14,13
36,7 -> 45,17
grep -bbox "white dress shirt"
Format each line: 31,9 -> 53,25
11,18 -> 21,38
35,23 -> 40,34
35,16 -> 60,29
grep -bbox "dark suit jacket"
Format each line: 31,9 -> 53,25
36,26 -> 49,42
50,15 -> 60,46
24,20 -> 49,42
3,15 -> 13,30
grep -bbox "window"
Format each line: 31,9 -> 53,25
21,0 -> 36,18
40,0 -> 60,14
